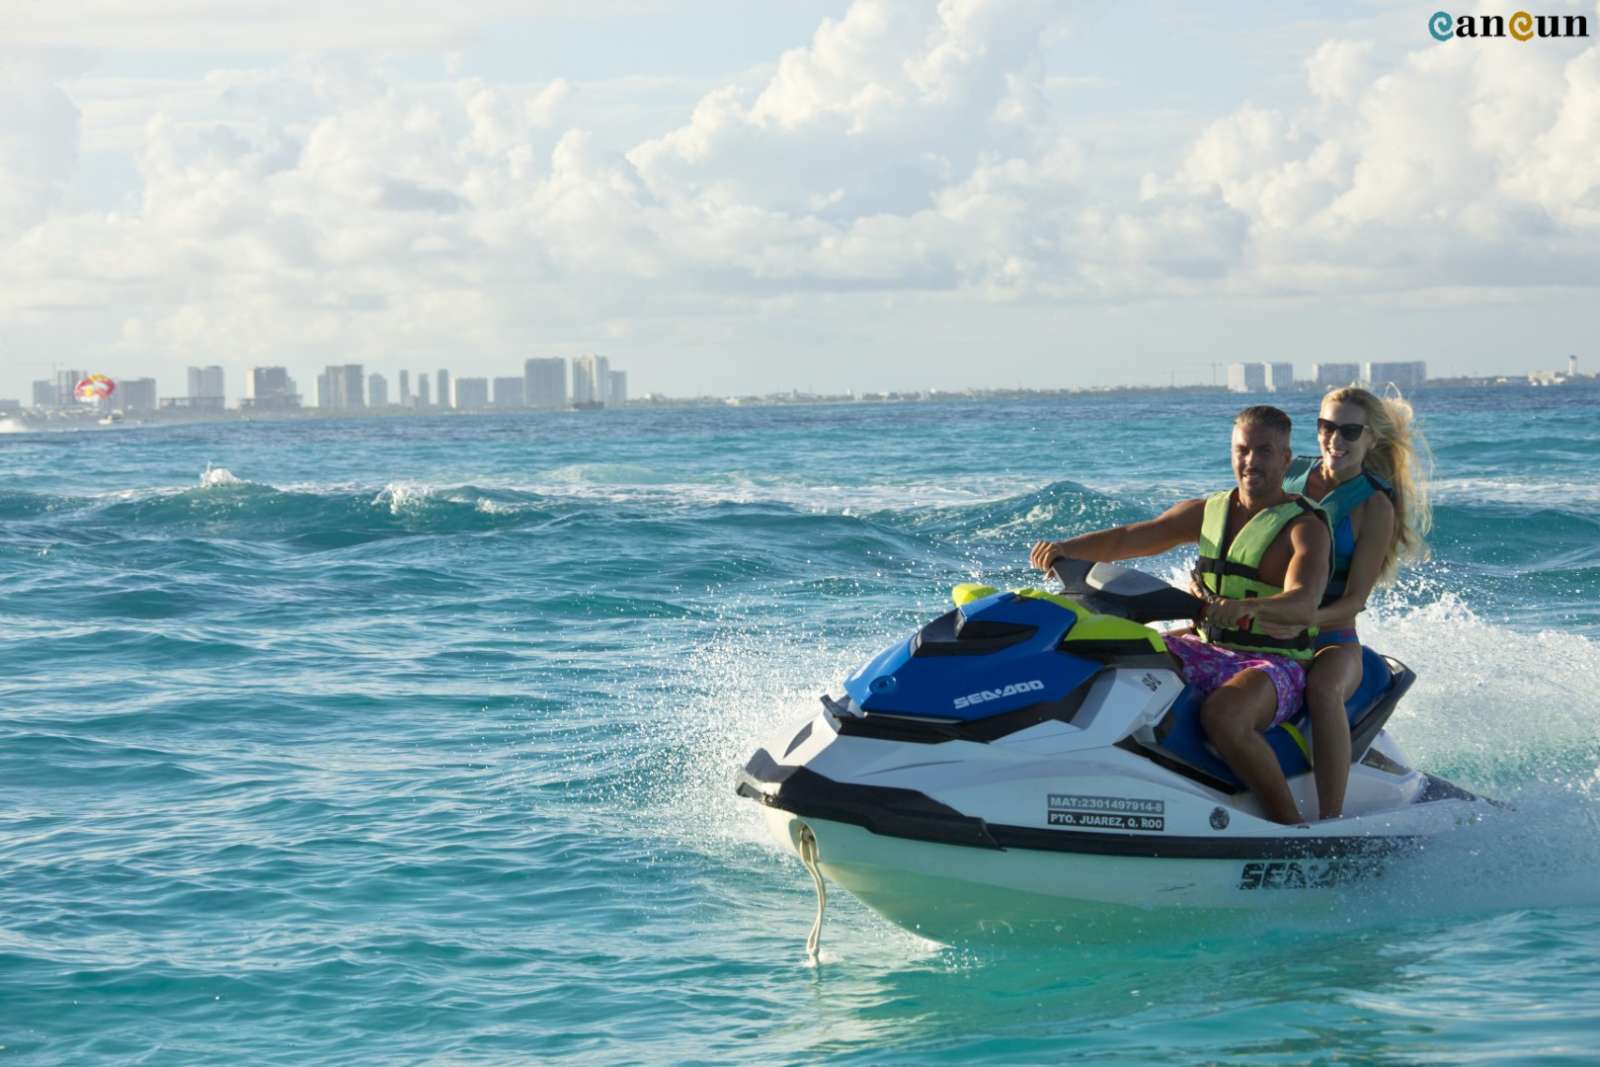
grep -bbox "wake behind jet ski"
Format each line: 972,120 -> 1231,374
736,558 -> 1490,947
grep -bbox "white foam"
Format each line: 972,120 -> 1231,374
1362,590 -> 1600,776
507,468 -> 1042,515
1432,476 -> 1600,507
969,502 -> 1059,540
199,465 -> 241,487
474,497 -> 514,515
56,469 -> 1110,524
372,482 -> 433,514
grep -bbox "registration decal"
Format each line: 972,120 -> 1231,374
1047,793 -> 1165,832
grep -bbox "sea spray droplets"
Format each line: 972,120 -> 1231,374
200,465 -> 241,487
374,481 -> 432,514
1361,588 -> 1600,782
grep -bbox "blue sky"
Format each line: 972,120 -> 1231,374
2,0 -> 1596,402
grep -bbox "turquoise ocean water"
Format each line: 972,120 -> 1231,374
2,388 -> 1598,1063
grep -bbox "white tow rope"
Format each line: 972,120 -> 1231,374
797,824 -> 826,965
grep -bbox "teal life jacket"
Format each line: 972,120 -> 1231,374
1284,456 -> 1394,604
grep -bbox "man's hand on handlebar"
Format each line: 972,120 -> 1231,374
1029,540 -> 1064,572
1203,598 -> 1254,629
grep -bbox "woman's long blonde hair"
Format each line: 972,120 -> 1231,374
1324,386 -> 1432,584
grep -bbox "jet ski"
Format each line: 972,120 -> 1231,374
736,558 -> 1491,947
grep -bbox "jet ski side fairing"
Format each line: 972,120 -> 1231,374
833,577 -> 1407,787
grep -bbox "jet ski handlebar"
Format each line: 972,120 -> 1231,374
1049,557 -> 1206,625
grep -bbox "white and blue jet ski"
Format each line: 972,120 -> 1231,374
736,559 -> 1491,945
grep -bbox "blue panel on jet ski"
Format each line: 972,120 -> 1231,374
842,592 -> 1101,721
1157,645 -> 1394,787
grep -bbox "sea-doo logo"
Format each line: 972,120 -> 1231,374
1237,859 -> 1382,890
953,679 -> 1045,710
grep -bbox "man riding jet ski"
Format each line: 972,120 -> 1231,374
1029,404 -> 1330,825
736,407 -> 1488,947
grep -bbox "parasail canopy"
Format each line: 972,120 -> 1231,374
74,374 -> 116,402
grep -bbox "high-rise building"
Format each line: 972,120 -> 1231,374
1313,363 -> 1361,390
56,369 -> 86,406
571,355 -> 593,405
369,373 -> 389,407
436,369 -> 450,409
418,374 -> 431,407
342,364 -> 365,408
606,370 -> 628,407
398,370 -> 410,407
524,357 -> 567,408
1363,361 -> 1427,392
119,377 -> 158,413
248,366 -> 299,410
453,377 -> 489,408
1264,362 -> 1295,393
1226,363 -> 1267,393
32,380 -> 58,408
571,354 -> 610,405
319,364 -> 366,409
492,377 -> 525,407
187,365 -> 226,410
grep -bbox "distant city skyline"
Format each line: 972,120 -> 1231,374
16,349 -> 1595,417
2,3 -> 1596,403
292,353 -> 629,412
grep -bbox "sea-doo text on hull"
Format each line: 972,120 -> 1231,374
737,559 -> 1489,945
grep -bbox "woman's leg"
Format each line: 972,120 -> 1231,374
1305,644 -> 1363,819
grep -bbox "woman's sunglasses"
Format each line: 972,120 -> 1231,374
1317,418 -> 1367,442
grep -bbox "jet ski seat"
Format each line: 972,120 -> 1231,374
1143,645 -> 1413,792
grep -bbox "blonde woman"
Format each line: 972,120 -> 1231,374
1283,387 -> 1431,819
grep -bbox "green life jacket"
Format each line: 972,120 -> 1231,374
1195,490 -> 1327,661
1283,456 -> 1394,605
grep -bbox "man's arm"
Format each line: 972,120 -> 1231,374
1030,498 -> 1206,571
1208,514 -> 1330,631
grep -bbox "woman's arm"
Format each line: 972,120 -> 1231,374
1314,492 -> 1396,627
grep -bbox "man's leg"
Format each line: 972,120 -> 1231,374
1200,668 -> 1301,825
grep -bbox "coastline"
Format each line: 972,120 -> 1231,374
5,373 -> 1594,433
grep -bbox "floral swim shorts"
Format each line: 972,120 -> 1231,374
1165,634 -> 1306,726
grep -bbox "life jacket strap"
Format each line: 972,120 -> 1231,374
1195,555 -> 1261,583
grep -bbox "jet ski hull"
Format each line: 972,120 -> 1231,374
739,712 -> 1487,942
754,799 -> 1477,942
735,564 -> 1493,944
759,810 -> 1323,940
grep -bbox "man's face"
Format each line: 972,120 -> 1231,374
1231,422 -> 1291,497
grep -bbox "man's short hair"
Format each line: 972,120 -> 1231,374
1234,405 -> 1292,440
